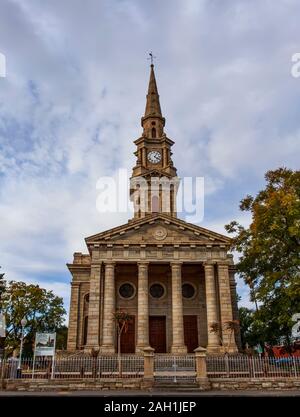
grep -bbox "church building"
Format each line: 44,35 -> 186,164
67,64 -> 240,354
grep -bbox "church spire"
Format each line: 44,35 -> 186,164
144,64 -> 162,117
141,64 -> 165,138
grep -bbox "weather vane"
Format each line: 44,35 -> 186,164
148,51 -> 156,65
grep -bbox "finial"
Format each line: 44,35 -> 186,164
147,51 -> 156,66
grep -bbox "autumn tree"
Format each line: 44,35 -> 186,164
226,168 -> 300,345
1,281 -> 66,356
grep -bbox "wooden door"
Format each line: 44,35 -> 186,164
149,316 -> 166,353
120,316 -> 135,353
183,315 -> 198,353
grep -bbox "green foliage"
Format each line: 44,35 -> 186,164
238,307 -> 265,348
1,281 -> 66,356
226,168 -> 300,345
56,325 -> 68,350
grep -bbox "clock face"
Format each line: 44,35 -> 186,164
148,150 -> 161,164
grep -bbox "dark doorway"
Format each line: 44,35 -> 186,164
183,315 -> 199,353
120,315 -> 135,353
149,316 -> 166,353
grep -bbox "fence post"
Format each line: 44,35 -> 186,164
143,347 -> 154,389
194,347 -> 210,390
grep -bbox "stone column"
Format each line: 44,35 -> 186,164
136,262 -> 149,353
170,262 -> 187,354
217,263 -> 238,353
100,262 -> 116,354
67,283 -> 80,351
204,262 -> 221,353
85,264 -> 101,351
229,265 -> 242,351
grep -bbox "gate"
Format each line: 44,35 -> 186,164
154,354 -> 196,385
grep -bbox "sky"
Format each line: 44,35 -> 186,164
0,0 -> 300,321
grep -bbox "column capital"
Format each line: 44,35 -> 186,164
203,261 -> 215,267
137,261 -> 149,267
216,261 -> 230,268
170,261 -> 183,268
90,262 -> 101,268
70,282 -> 81,288
104,261 -> 116,267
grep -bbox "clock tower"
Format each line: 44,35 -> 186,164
130,64 -> 179,219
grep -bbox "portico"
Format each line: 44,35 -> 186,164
67,214 -> 240,354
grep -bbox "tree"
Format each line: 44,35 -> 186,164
238,307 -> 265,349
209,320 -> 240,353
56,325 -> 68,350
114,310 -> 132,376
1,281 -> 66,356
225,168 -> 300,345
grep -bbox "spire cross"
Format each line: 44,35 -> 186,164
148,52 -> 156,65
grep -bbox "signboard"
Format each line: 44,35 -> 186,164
254,344 -> 263,354
34,332 -> 56,357
0,313 -> 6,338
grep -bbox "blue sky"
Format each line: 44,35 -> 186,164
1,0 -> 300,321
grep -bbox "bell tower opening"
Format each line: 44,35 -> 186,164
151,195 -> 159,213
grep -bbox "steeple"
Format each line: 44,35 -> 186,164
144,64 -> 162,117
130,63 -> 179,220
141,64 -> 165,138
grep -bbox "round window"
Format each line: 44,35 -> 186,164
150,283 -> 165,299
119,283 -> 135,299
182,283 -> 196,299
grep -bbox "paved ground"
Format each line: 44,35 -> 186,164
0,390 -> 299,396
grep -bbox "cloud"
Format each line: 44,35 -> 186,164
0,0 -> 299,315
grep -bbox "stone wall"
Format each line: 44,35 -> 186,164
210,378 -> 300,391
4,378 -> 145,392
3,378 -> 300,392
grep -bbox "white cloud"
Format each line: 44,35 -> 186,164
0,0 -> 299,315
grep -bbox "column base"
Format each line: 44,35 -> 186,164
220,344 -> 238,354
84,345 -> 100,354
206,344 -> 222,354
136,345 -> 149,354
171,345 -> 188,354
99,345 -> 115,355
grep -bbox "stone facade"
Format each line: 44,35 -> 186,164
67,215 -> 240,354
67,65 -> 241,354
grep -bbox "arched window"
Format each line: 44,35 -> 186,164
152,127 -> 156,138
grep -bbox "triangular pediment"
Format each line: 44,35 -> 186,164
85,214 -> 231,248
